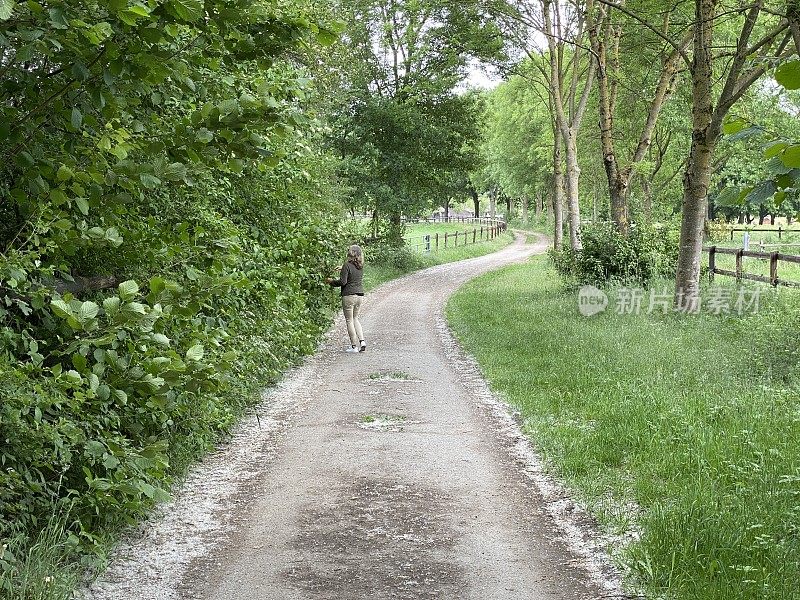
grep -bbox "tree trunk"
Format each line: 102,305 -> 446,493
535,190 -> 543,219
489,188 -> 497,219
522,196 -> 529,224
470,187 -> 479,218
564,130 -> 583,251
552,133 -> 564,249
642,176 -> 653,222
675,0 -> 717,301
444,197 -> 451,220
388,211 -> 404,246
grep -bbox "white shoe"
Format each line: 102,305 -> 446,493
345,347 -> 360,353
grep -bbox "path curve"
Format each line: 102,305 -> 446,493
83,234 -> 622,600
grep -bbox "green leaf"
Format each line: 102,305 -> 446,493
78,301 -> 100,323
764,142 -> 788,159
162,162 -> 187,181
140,173 -> 162,189
123,302 -> 147,315
167,0 -> 203,21
118,279 -> 139,301
85,440 -> 105,458
781,145 -> 800,169
726,126 -> 762,143
722,117 -> 748,136
152,333 -> 171,346
50,189 -> 69,206
185,344 -> 204,361
103,296 -> 121,314
716,186 -> 743,207
71,107 -> 83,129
72,353 -> 87,372
775,60 -> 800,90
0,0 -> 15,21
137,480 -> 156,498
65,370 -> 82,385
196,128 -> 213,143
75,197 -> 90,215
745,181 -> 776,205
51,299 -> 73,318
316,29 -> 338,46
56,165 -> 74,182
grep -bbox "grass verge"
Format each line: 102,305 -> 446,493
1,517 -> 82,600
446,255 -> 800,600
363,231 -> 515,291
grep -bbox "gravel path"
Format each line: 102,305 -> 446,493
82,233 -> 622,600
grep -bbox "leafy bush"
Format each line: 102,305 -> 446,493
0,1 -> 348,594
551,222 -> 679,285
367,242 -> 427,272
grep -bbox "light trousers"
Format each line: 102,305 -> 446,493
342,295 -> 364,346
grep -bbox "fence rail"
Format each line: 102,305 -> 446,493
406,222 -> 508,253
404,216 -> 504,227
725,226 -> 799,241
704,246 -> 800,287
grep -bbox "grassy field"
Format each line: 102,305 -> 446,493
403,221 -> 500,244
363,230 -> 515,291
447,255 -> 800,600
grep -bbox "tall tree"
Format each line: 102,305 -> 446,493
327,0 -> 504,240
675,0 -> 793,300
499,0 -> 596,250
586,0 -> 692,235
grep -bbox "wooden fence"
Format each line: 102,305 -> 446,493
704,246 -> 800,287
726,226 -> 798,241
404,216 -> 503,227
406,222 -> 508,253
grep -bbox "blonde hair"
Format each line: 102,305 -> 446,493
347,244 -> 364,269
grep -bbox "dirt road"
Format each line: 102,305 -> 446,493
83,234 -> 621,600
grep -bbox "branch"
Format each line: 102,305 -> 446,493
595,0 -> 691,66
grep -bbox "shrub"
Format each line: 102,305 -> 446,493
551,222 -> 679,286
367,241 -> 426,272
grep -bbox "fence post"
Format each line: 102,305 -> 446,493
708,246 -> 716,282
779,226 -> 783,240
735,249 -> 744,282
444,233 -> 448,248
730,229 -> 734,242
770,252 -> 779,286
473,229 -> 476,244
435,232 -> 439,250
455,231 -> 458,247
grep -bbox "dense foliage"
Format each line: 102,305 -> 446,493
0,0 -> 348,585
324,0 -> 504,239
550,223 -> 679,286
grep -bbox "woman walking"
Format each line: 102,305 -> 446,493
327,244 -> 366,353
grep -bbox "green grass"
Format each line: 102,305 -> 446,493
447,256 -> 800,600
404,221 -> 489,240
363,231 -> 515,291
1,517 -> 83,600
